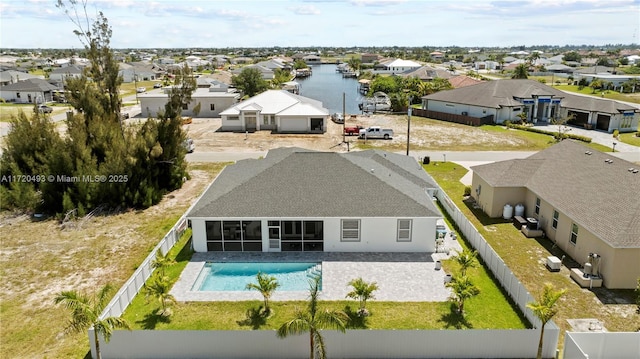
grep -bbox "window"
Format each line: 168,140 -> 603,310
341,219 -> 360,242
182,103 -> 188,110
227,116 -> 239,121
397,219 -> 412,242
552,210 -> 559,230
210,103 -> 215,111
535,197 -> 541,215
570,223 -> 578,245
16,92 -> 21,98
205,220 -> 262,252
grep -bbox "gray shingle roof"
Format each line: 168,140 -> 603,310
472,140 -> 640,248
188,148 -> 441,219
422,79 -> 637,114
0,78 -> 59,92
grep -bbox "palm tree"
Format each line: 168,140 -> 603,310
246,271 -> 280,314
527,283 -> 566,359
346,57 -> 362,74
454,248 -> 478,276
345,277 -> 379,315
151,249 -> 176,277
144,275 -> 177,317
54,284 -> 130,359
512,63 -> 529,79
445,275 -> 480,315
277,276 -> 348,359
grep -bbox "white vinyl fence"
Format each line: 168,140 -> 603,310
99,216 -> 187,319
562,332 -> 640,359
92,181 -> 560,359
91,328 -> 561,359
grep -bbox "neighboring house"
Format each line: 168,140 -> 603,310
231,64 -> 274,80
400,65 -> 453,81
302,54 -> 322,65
574,66 -> 613,75
421,79 -> 638,132
187,147 -> 441,253
474,61 -> 500,71
470,140 -> 640,289
429,51 -> 445,60
255,59 -> 291,71
220,90 -> 329,133
49,65 -> 83,85
0,78 -> 60,103
139,87 -> 240,118
361,53 -> 380,64
572,73 -> 640,90
0,70 -> 41,86
545,64 -> 574,73
119,63 -> 163,83
448,75 -> 484,89
374,58 -> 421,74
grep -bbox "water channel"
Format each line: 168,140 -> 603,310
296,64 -> 366,115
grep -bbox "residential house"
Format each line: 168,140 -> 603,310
448,75 -> 483,89
572,73 -> 640,91
139,87 -> 240,118
374,59 -> 421,74
429,51 -> 445,61
187,147 -> 441,253
574,66 -> 614,75
49,65 -> 83,85
0,78 -> 60,103
231,64 -> 275,80
0,70 -> 41,86
470,140 -> 640,289
119,63 -> 163,83
400,65 -> 453,82
219,90 -> 329,133
302,54 -> 322,65
361,53 -> 380,65
421,79 -> 638,132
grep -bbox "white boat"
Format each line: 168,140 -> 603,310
359,92 -> 391,112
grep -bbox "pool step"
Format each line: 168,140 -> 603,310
305,265 -> 322,279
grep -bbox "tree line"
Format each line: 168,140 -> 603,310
0,3 -> 191,216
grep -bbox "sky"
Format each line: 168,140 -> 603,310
1,0 -> 639,49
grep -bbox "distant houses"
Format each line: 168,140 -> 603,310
421,79 -> 638,133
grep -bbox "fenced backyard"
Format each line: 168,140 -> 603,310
91,182 -> 559,359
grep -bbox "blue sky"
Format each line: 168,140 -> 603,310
1,0 -> 639,49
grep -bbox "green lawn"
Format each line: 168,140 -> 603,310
554,85 -> 640,104
120,80 -> 160,98
0,103 -> 70,122
620,132 -> 640,147
423,162 -> 640,339
122,228 -> 528,331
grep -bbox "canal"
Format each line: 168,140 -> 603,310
296,64 -> 366,115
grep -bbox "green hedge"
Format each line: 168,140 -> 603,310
505,123 -> 592,143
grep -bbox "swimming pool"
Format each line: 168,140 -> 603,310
193,262 -> 321,291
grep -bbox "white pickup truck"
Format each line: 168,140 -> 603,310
358,126 -> 394,140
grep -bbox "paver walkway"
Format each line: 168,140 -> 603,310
172,235 -> 462,303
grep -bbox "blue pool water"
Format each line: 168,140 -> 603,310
193,262 -> 322,291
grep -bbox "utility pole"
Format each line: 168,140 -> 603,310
342,92 -> 346,144
406,96 -> 413,156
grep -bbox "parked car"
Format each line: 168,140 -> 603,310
183,138 -> 195,153
331,112 -> 344,124
136,87 -> 146,93
344,125 -> 363,136
153,83 -> 162,89
358,126 -> 394,140
37,105 -> 53,114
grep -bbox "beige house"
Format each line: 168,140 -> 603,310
470,140 -> 640,289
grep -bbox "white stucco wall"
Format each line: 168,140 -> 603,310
189,217 -> 437,253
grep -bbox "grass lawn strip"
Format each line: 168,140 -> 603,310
423,162 -> 639,346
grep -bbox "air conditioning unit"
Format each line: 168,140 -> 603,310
583,262 -> 592,277
461,111 -> 468,116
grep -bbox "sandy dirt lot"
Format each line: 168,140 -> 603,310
182,113 -> 528,153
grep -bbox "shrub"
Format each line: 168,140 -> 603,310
635,132 -> 640,138
613,129 -> 619,138
505,123 -> 592,143
463,185 -> 471,197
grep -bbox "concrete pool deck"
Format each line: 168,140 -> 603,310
171,234 -> 462,302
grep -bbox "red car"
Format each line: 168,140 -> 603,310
344,125 -> 363,136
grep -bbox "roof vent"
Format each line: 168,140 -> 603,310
370,169 -> 375,173
629,168 -> 635,172
604,159 -> 613,164
633,169 -> 639,174
585,151 -> 592,155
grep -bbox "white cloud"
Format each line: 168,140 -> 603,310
290,4 -> 321,15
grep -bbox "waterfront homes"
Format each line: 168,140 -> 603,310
470,140 -> 640,289
139,87 -> 240,118
219,90 -> 329,133
421,79 -> 638,133
374,58 -> 421,74
187,147 -> 441,253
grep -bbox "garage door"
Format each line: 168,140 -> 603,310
279,117 -> 308,133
